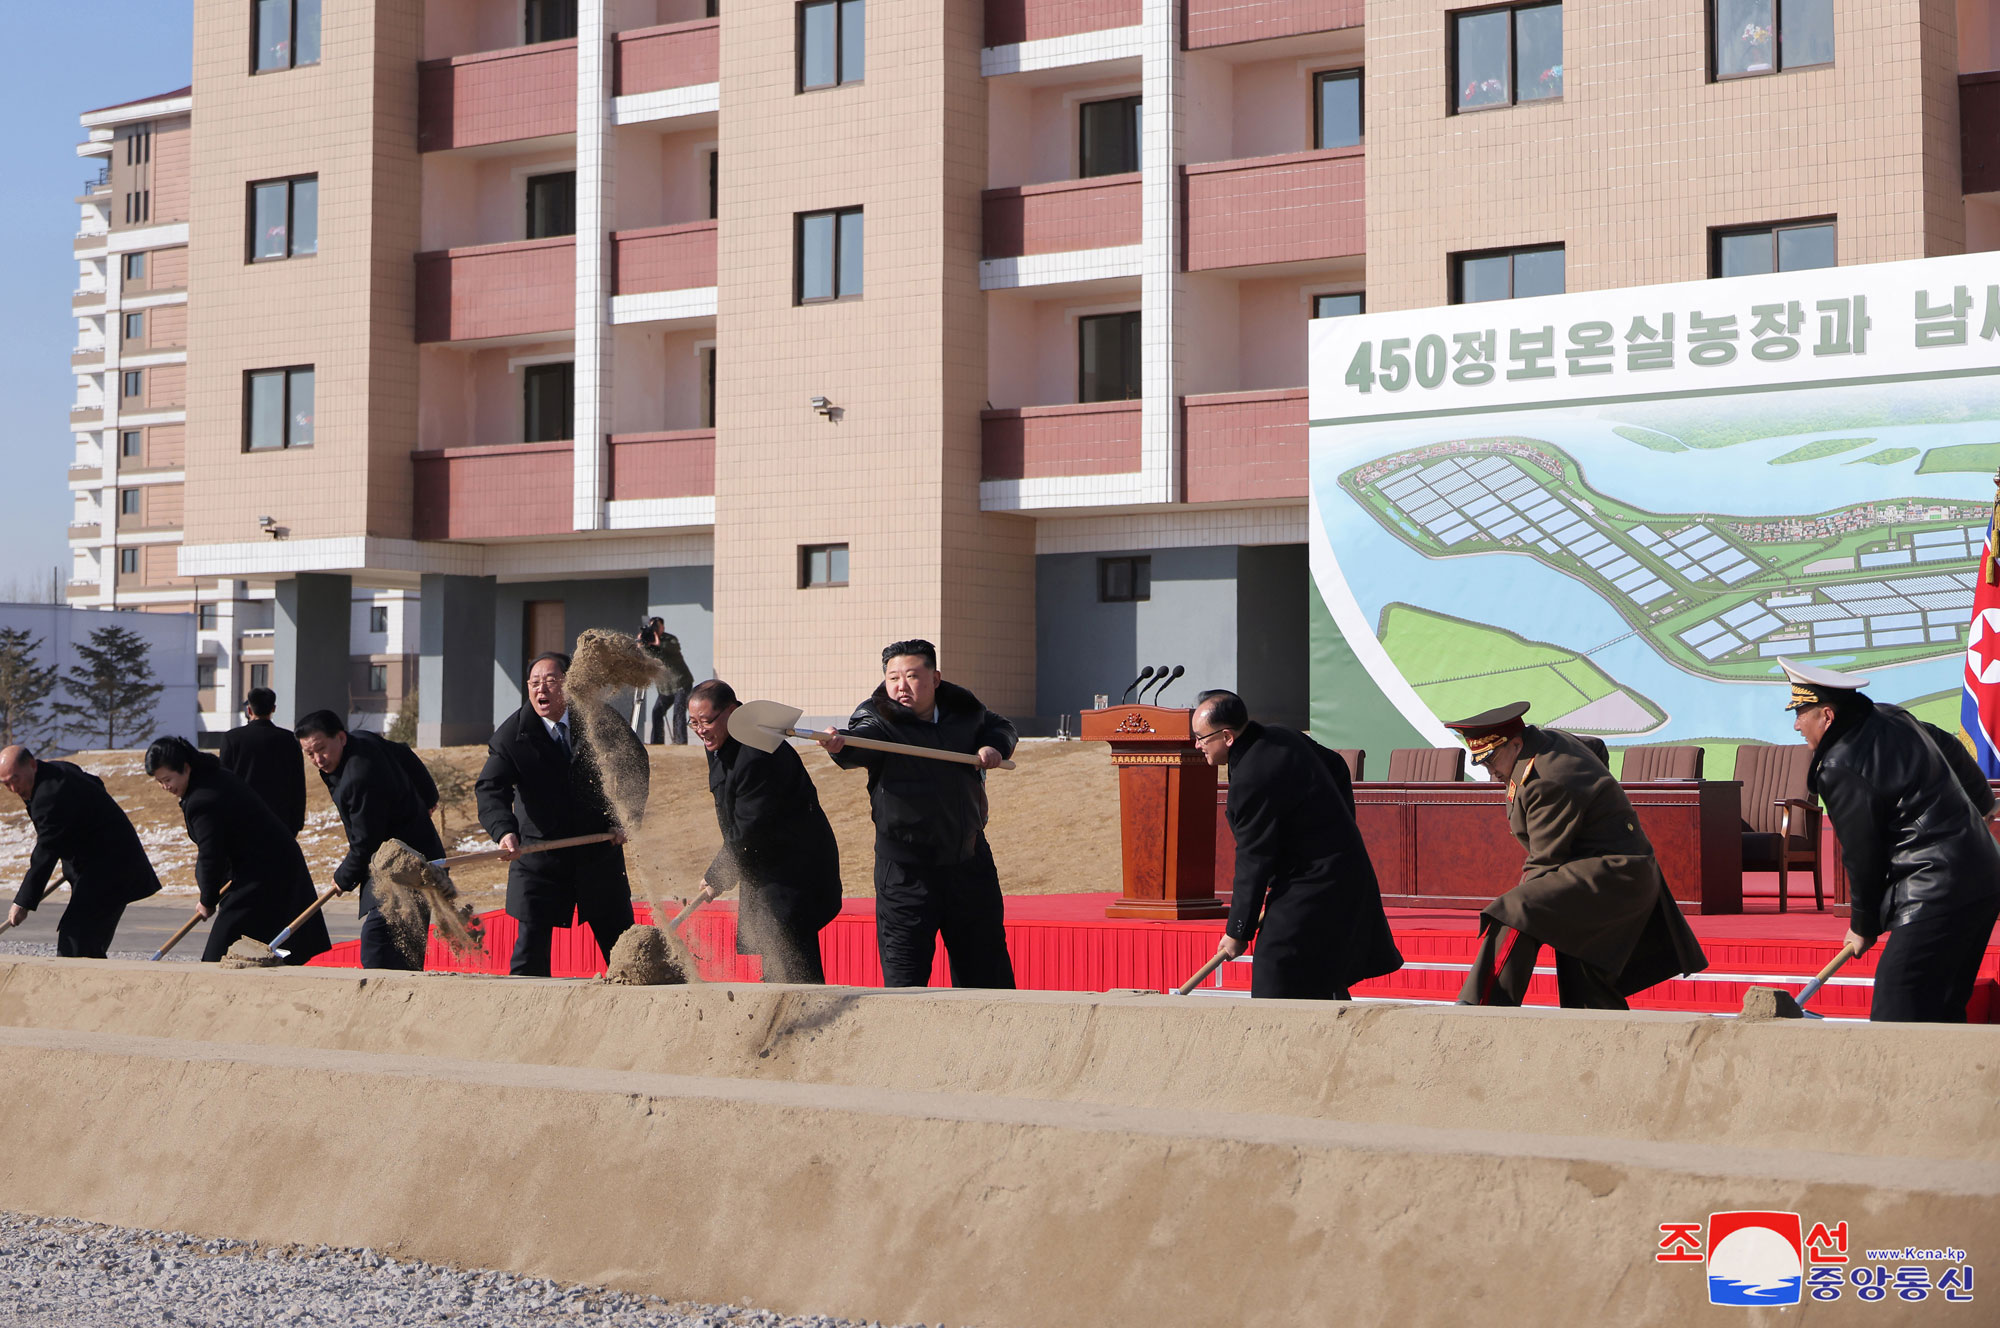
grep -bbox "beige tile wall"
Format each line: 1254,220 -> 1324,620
1364,0 -> 1965,310
184,0 -> 423,548
713,0 -> 1034,716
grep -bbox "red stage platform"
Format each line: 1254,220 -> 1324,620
307,890 -> 2000,1022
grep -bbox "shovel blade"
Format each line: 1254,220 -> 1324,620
732,699 -> 806,754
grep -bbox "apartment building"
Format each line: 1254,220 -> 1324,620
167,0 -> 2000,739
71,90 -> 419,739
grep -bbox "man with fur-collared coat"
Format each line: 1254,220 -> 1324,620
1448,703 -> 1708,1009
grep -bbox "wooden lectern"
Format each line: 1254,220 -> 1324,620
1081,706 -> 1229,920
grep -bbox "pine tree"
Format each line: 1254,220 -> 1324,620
51,625 -> 165,751
0,628 -> 57,748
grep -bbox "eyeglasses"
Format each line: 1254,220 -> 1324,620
1191,728 -> 1228,747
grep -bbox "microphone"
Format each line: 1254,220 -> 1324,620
1151,664 -> 1186,703
1137,665 -> 1171,702
1119,666 -> 1154,703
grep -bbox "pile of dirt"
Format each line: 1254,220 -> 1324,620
602,926 -> 688,985
220,936 -> 281,969
369,840 -> 484,961
564,630 -> 664,837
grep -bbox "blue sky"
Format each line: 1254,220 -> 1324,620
0,5 -> 192,596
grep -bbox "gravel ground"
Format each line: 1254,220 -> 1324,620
0,1213 -> 942,1328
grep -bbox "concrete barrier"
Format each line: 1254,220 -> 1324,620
0,959 -> 1993,1326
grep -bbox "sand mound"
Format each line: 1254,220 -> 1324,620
220,936 -> 280,969
602,926 -> 688,986
369,840 -> 485,961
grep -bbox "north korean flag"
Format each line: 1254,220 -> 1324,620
1962,494 -> 2000,777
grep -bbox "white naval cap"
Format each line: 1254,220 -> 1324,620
1776,656 -> 1870,711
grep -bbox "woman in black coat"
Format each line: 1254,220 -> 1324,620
145,737 -> 330,964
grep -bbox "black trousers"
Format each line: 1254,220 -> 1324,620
874,840 -> 1015,989
359,906 -> 425,971
510,907 -> 632,978
55,898 -> 126,959
1869,898 -> 2000,1023
1457,921 -> 1628,1010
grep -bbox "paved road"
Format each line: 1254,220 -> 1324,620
2,897 -> 364,961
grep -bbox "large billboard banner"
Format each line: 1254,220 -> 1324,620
1307,253 -> 2000,765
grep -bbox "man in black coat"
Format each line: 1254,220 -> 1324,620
295,710 -> 442,971
145,736 -> 330,964
475,651 -> 643,976
1783,657 -> 2000,1022
218,686 -> 307,836
685,679 -> 842,983
0,745 -> 161,957
820,639 -> 1017,988
1195,691 -> 1404,999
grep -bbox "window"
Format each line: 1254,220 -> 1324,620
255,0 -> 323,72
699,346 -> 716,428
525,0 -> 578,43
122,252 -> 146,284
119,490 -> 141,518
120,430 -> 143,459
1079,96 -> 1142,177
250,176 -> 318,261
119,548 -> 139,575
796,207 -> 862,303
707,151 -> 719,220
1314,70 -> 1363,149
124,191 -> 150,225
369,605 -> 389,633
124,128 -> 151,166
1712,219 -> 1835,278
197,604 -> 219,630
1452,244 -> 1564,303
123,313 -> 145,343
523,362 -> 574,442
367,663 -> 388,693
1078,311 -> 1141,403
1314,293 -> 1365,319
799,0 -> 863,90
197,658 -> 218,690
245,366 -> 315,450
1098,556 -> 1151,603
799,543 -> 850,588
249,663 -> 270,691
1712,0 -> 1832,79
525,171 -> 576,240
1452,3 -> 1563,111
122,370 -> 144,398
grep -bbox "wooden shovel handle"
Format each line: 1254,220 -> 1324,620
0,876 -> 69,939
151,881 -> 233,962
440,832 -> 618,868
270,885 -> 342,950
795,730 -> 1016,771
1793,940 -> 1860,1008
1174,950 -> 1230,996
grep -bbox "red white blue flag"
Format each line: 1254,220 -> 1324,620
1961,483 -> 2000,777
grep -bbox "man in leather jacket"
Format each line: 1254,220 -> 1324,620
1782,657 -> 2000,1022
819,639 -> 1016,988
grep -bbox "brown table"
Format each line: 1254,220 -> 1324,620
1216,779 -> 1745,915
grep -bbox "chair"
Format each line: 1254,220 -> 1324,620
1733,744 -> 1821,912
1621,745 -> 1705,782
1334,749 -> 1365,781
1387,747 -> 1465,781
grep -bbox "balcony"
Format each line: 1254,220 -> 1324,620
611,223 -> 717,295
66,578 -> 101,597
1184,147 -> 1363,271
1965,72 -> 2000,195
73,234 -> 108,255
1183,388 -> 1307,504
1185,0 -> 1362,50
418,41 -> 577,152
72,350 -> 104,370
608,431 -> 715,501
982,173 -> 1141,259
67,523 -> 101,542
985,0 -> 1139,47
411,442 -> 574,540
613,19 -> 718,97
72,289 -> 107,312
415,238 -> 575,343
68,466 -> 102,484
981,400 -> 1142,480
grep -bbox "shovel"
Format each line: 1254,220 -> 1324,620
1741,942 -> 1859,1020
432,833 -> 617,870
1173,950 -> 1230,996
732,699 -> 1017,770
0,877 -> 68,940
150,881 -> 233,961
267,885 -> 344,961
